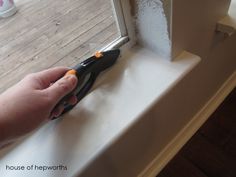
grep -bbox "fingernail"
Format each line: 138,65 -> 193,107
65,74 -> 77,85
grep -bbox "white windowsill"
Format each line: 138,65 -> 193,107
0,46 -> 201,177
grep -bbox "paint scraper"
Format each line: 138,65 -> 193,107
52,49 -> 120,119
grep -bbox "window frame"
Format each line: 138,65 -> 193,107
101,0 -> 135,51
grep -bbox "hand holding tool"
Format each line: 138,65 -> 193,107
52,49 -> 120,119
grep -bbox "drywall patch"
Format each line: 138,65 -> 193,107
136,0 -> 171,59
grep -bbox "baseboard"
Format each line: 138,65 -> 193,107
139,71 -> 236,177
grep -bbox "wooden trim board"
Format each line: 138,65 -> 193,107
139,71 -> 236,177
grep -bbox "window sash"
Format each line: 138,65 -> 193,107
101,0 -> 133,51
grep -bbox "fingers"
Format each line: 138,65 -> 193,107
50,95 -> 78,119
66,95 -> 78,105
51,105 -> 64,118
35,67 -> 70,87
46,74 -> 78,105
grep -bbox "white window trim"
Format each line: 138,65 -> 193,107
0,46 -> 201,177
0,1 -> 203,177
102,0 -> 136,52
111,0 -> 128,37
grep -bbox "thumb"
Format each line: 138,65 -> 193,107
46,74 -> 78,104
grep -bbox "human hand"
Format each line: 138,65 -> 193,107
0,67 -> 78,144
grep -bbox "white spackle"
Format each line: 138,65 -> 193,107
136,0 -> 171,59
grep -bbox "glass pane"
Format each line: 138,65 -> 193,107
0,0 -> 120,93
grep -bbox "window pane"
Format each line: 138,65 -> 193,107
0,0 -> 120,93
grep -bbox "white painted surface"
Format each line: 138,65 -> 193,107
78,1 -> 236,176
111,0 -> 128,37
0,46 -> 200,177
1,1 -> 236,177
171,0 -> 232,57
136,0 -> 171,59
140,71 -> 236,177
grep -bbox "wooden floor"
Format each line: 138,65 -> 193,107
0,0 -> 119,93
157,88 -> 236,177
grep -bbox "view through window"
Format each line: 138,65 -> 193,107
0,0 -> 120,93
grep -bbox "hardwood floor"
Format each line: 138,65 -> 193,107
0,0 -> 119,93
157,88 -> 236,177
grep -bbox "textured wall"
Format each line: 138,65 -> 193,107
131,0 -> 172,59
